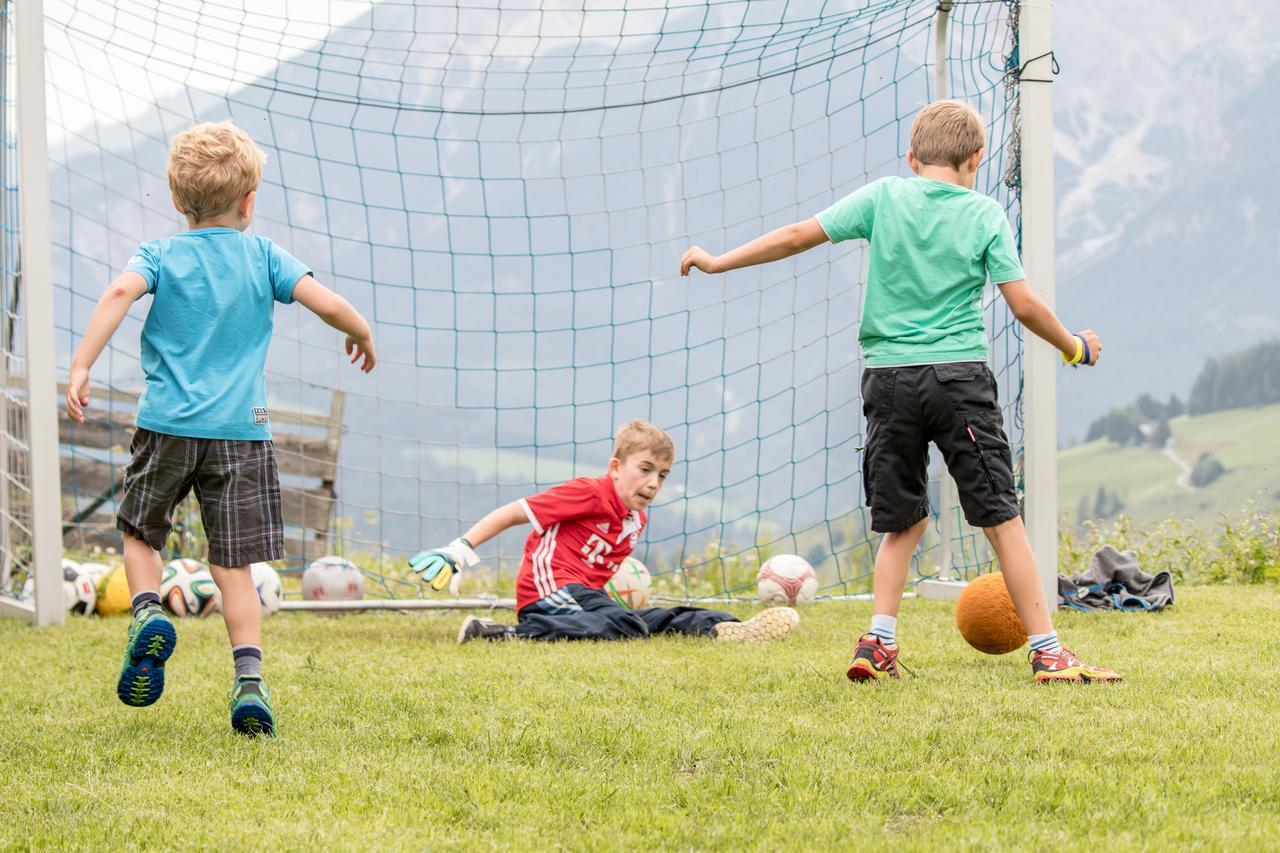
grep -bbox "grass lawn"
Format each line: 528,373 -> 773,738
4,587 -> 1280,849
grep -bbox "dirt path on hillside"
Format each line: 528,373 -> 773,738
1164,438 -> 1196,493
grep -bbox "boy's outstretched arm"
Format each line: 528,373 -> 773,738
409,502 -> 529,591
66,272 -> 149,424
291,275 -> 377,372
681,218 -> 829,276
998,279 -> 1101,366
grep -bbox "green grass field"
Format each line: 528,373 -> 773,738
1059,403 -> 1280,525
5,587 -> 1280,849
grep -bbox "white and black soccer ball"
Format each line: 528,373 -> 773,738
301,555 -> 365,601
756,554 -> 818,606
160,558 -> 217,617
62,559 -> 97,616
250,562 -> 284,615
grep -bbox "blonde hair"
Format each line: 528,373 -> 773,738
612,420 -> 675,464
167,120 -> 266,222
909,100 -> 985,169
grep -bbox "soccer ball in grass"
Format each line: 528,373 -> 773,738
209,562 -> 284,615
95,564 -> 133,616
62,560 -> 96,615
160,558 -> 218,617
606,557 -> 652,609
79,561 -> 111,586
756,554 -> 818,606
302,555 -> 364,601
955,572 -> 1027,655
250,562 -> 284,615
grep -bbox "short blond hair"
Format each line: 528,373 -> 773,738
167,120 -> 266,222
612,420 -> 675,464
909,101 -> 985,169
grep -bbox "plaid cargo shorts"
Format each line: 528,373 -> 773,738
116,428 -> 284,567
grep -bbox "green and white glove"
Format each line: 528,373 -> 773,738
409,538 -> 480,591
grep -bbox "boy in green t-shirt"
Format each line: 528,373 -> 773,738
680,100 -> 1119,685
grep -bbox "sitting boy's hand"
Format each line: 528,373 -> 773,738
345,334 -> 377,373
680,246 -> 721,276
66,367 -> 91,424
409,538 -> 480,591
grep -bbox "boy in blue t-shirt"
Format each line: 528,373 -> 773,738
681,101 -> 1120,685
66,120 -> 377,734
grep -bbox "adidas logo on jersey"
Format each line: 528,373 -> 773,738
597,522 -> 610,534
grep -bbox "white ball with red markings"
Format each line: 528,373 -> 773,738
756,554 -> 818,606
606,556 -> 652,609
302,555 -> 365,601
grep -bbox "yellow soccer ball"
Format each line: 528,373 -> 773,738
95,565 -> 132,617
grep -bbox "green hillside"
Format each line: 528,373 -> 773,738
1059,403 -> 1280,525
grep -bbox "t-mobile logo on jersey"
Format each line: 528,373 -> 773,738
580,534 -> 613,566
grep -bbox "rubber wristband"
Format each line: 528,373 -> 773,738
1061,335 -> 1083,366
1080,336 -> 1092,366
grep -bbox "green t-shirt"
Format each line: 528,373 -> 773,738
816,176 -> 1024,366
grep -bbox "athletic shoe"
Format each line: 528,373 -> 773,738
1030,647 -> 1123,684
712,607 -> 800,642
116,606 -> 177,707
229,676 -> 276,736
845,633 -> 902,681
457,616 -> 515,644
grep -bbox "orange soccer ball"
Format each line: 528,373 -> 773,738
955,573 -> 1027,655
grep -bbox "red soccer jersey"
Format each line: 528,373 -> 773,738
515,476 -> 646,611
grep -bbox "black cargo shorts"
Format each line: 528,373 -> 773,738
861,361 -> 1020,533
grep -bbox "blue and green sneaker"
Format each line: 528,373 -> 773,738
116,607 -> 177,707
229,677 -> 276,737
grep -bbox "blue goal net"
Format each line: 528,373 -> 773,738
37,0 -> 1023,602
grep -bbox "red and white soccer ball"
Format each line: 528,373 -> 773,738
302,555 -> 365,601
606,556 -> 652,609
756,554 -> 818,606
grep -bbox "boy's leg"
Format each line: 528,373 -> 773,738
849,367 -> 928,681
983,518 -> 1121,683
116,535 -> 179,707
512,585 -> 649,641
637,605 -> 800,641
924,362 -> 1120,683
114,429 -> 191,708
847,516 -> 929,680
195,439 -> 283,734
635,605 -> 735,637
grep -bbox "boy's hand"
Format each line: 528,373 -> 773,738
680,246 -> 721,276
66,367 -> 91,424
1062,329 -> 1102,367
1080,329 -> 1102,365
345,334 -> 377,373
409,538 -> 480,591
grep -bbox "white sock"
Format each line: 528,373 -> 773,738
869,614 -> 897,647
1029,631 -> 1061,655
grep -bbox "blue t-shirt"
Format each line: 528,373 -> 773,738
124,228 -> 309,440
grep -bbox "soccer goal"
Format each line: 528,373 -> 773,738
2,0 -> 1058,620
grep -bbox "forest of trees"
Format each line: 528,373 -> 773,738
1188,339 -> 1280,415
1084,338 -> 1279,448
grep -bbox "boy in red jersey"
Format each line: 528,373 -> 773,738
412,420 -> 799,643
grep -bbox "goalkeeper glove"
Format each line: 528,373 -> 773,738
409,537 -> 480,591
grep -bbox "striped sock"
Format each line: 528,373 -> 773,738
233,645 -> 263,680
130,591 -> 162,618
869,614 -> 897,648
1029,631 -> 1061,655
